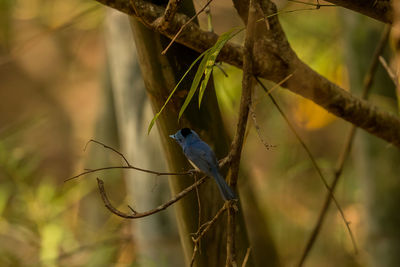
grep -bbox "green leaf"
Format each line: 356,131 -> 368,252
178,49 -> 211,120
198,28 -> 243,107
148,27 -> 244,134
147,48 -> 210,134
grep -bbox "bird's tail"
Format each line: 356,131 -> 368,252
211,169 -> 237,201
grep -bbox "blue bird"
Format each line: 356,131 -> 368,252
169,128 -> 236,201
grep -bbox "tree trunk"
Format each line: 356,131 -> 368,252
104,9 -> 184,266
128,15 -> 250,265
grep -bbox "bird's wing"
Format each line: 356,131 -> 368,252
184,141 -> 217,175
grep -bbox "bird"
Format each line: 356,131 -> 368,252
169,128 -> 236,201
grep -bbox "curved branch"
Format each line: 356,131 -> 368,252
94,0 -> 400,148
84,139 -> 131,166
65,138 -> 195,182
97,176 -> 208,219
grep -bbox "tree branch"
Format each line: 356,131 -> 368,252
65,139 -> 194,182
94,0 -> 400,149
97,176 -> 208,219
324,0 -> 392,23
379,56 -> 398,87
65,166 -> 191,182
161,0 -> 214,54
232,0 -> 400,148
152,0 -> 183,31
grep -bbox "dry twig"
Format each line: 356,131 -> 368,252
97,175 -> 208,219
190,203 -> 229,266
379,56 -> 398,87
250,73 -> 294,150
65,166 -> 191,182
84,139 -> 130,166
65,139 -> 194,182
297,24 -> 391,267
161,0 -> 214,55
241,247 -> 252,267
256,76 -> 358,255
288,0 -> 335,8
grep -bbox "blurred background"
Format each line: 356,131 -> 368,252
1,0 -> 399,266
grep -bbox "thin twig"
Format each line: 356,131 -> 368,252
189,244 -> 198,267
262,7 -> 325,20
84,139 -> 130,166
255,3 -> 336,27
250,73 -> 293,150
297,24 -> 391,267
193,203 -> 228,242
65,166 -> 192,182
255,76 -> 358,254
215,63 -> 229,77
288,0 -> 336,8
380,55 -> 400,112
161,0 -> 214,55
241,247 -> 252,267
249,103 -> 274,150
190,203 -> 229,266
379,56 -> 398,86
65,139 -> 196,182
194,174 -> 202,230
97,175 -> 208,219
252,73 -> 293,106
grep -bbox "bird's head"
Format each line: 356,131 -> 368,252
169,128 -> 199,146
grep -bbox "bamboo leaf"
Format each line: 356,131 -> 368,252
147,49 -> 210,134
198,28 -> 242,107
178,49 -> 211,120
148,27 -> 244,133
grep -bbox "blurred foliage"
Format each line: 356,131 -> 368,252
0,122 -> 131,266
0,0 -> 133,266
280,4 -> 347,130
